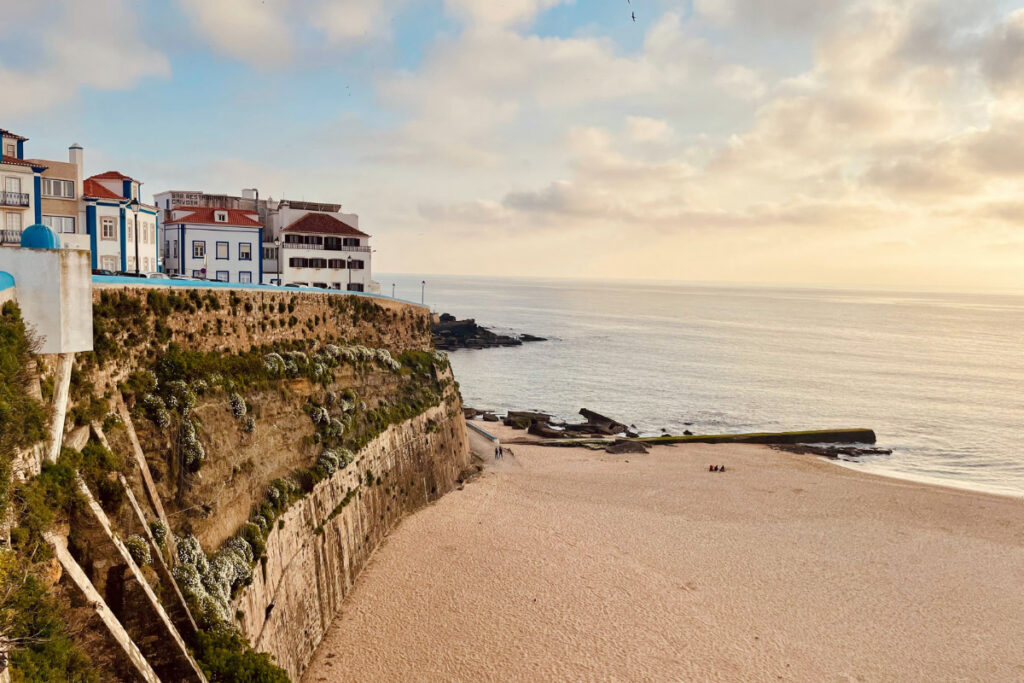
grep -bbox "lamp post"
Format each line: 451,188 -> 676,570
274,236 -> 282,285
391,283 -> 395,298
421,280 -> 426,305
129,197 -> 141,274
347,256 -> 353,291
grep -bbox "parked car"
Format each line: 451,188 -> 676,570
115,271 -> 146,278
168,274 -> 193,280
284,282 -> 308,288
91,269 -> 115,276
141,272 -> 168,280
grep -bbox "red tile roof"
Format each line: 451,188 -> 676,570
89,170 -> 138,182
282,212 -> 368,237
1,155 -> 44,169
0,129 -> 28,141
166,207 -> 263,228
83,178 -> 123,200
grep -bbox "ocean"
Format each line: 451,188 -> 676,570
383,274 -> 1024,498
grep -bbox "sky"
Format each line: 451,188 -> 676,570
2,0 -> 1023,292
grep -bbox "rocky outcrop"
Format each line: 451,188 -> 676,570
432,314 -> 546,351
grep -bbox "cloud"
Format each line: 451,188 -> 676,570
179,0 -> 293,65
627,116 -> 673,143
442,0 -> 570,28
0,0 -> 169,118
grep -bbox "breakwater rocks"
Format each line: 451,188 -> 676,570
432,313 -> 546,350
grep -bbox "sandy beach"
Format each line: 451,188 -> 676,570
304,423 -> 1024,682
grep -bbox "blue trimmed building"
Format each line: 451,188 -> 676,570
0,129 -> 47,246
83,171 -> 160,273
161,207 -> 263,283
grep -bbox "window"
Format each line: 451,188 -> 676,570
4,177 -> 21,194
172,239 -> 178,258
126,221 -> 133,242
3,144 -> 13,156
41,179 -> 75,199
162,241 -> 169,258
215,271 -> 229,282
328,259 -> 344,269
42,215 -> 75,233
216,241 -> 229,259
343,238 -> 360,247
289,257 -> 308,268
349,259 -> 365,270
6,212 -> 21,231
347,283 -> 365,292
214,211 -> 228,222
193,270 -> 203,278
239,272 -> 252,284
193,241 -> 206,258
239,243 -> 251,261
101,256 -> 117,271
101,217 -> 116,240
262,246 -> 277,260
324,237 -> 341,250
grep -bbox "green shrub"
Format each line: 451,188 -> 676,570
193,628 -> 288,683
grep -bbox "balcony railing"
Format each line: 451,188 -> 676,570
0,230 -> 21,244
280,243 -> 371,253
0,192 -> 29,208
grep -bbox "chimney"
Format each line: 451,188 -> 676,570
69,143 -> 84,194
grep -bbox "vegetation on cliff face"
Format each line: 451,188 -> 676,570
0,303 -> 96,681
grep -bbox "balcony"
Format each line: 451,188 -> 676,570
0,230 -> 21,244
280,242 -> 371,253
0,192 -> 29,208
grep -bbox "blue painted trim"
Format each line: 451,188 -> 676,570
215,271 -> 229,282
119,209 -> 127,272
238,241 -> 254,261
16,141 -> 24,159
180,226 -> 186,271
0,271 -> 14,292
122,179 -> 132,200
192,240 -> 206,260
33,174 -> 42,224
90,275 -> 425,306
257,228 -> 264,284
155,214 -> 161,272
215,241 -> 229,260
86,204 -> 98,269
239,271 -> 253,284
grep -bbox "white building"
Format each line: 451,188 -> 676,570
83,172 -> 160,273
0,128 -> 45,246
263,210 -> 372,291
153,188 -> 378,291
162,207 -> 263,283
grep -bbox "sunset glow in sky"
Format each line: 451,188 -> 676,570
3,0 -> 1024,291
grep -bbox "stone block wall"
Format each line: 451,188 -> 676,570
235,394 -> 471,680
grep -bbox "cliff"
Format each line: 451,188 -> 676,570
1,287 -> 472,682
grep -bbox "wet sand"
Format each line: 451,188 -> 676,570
304,423 -> 1024,682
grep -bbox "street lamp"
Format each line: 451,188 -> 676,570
347,256 -> 353,291
391,283 -> 395,298
274,236 -> 282,286
421,280 -> 426,305
129,197 -> 141,274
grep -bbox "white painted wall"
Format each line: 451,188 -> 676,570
0,246 -> 93,353
163,224 -> 261,283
